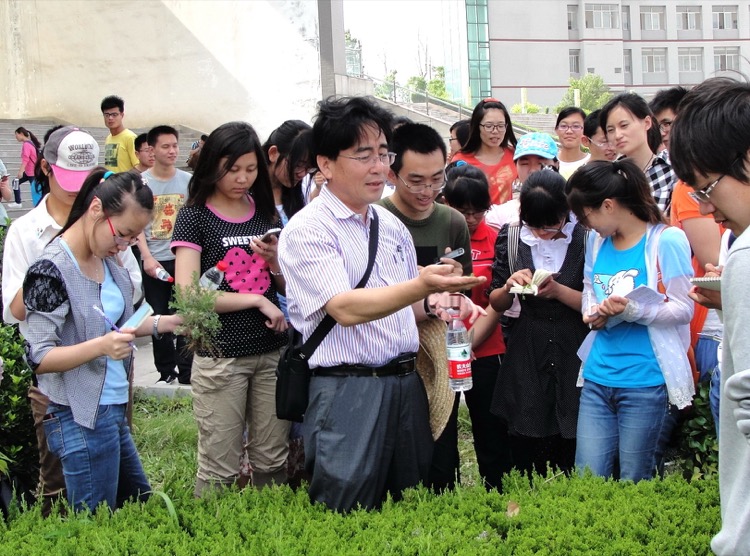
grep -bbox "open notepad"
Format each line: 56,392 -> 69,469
508,270 -> 559,296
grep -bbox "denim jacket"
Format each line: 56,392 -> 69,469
24,237 -> 135,429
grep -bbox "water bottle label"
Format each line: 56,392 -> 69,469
447,345 -> 471,380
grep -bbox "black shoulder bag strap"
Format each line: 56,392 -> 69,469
298,210 -> 380,361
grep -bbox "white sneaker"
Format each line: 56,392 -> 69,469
7,203 -> 22,208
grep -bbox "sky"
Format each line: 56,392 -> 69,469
343,0 -> 447,83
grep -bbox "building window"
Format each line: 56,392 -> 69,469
623,49 -> 632,73
714,46 -> 740,71
676,6 -> 702,30
585,4 -> 620,29
622,6 -> 630,30
678,47 -> 703,71
640,6 -> 664,31
466,0 -> 491,104
568,5 -> 578,30
642,48 -> 667,72
569,49 -> 581,74
713,5 -> 738,29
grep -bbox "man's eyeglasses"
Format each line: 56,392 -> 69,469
659,120 -> 673,132
557,123 -> 583,132
339,152 -> 396,166
396,171 -> 446,194
689,175 -> 725,204
589,138 -> 612,148
106,216 -> 139,247
479,123 -> 507,132
102,112 -> 121,119
454,207 -> 489,218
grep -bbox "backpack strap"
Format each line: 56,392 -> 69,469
507,222 -> 521,276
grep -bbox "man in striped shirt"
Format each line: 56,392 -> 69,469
278,96 -> 484,512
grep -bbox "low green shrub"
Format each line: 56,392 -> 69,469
677,382 -> 718,480
0,396 -> 721,555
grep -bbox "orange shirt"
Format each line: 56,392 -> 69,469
452,148 -> 518,205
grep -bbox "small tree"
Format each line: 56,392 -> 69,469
374,70 -> 398,101
426,66 -> 448,99
555,73 -> 612,113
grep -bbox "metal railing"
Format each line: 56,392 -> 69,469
368,76 -> 473,121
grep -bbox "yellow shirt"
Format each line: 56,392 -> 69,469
104,129 -> 138,172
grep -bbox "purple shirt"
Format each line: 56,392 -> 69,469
278,186 -> 420,368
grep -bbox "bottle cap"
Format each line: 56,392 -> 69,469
216,260 -> 229,272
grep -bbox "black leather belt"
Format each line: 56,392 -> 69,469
312,353 -> 417,378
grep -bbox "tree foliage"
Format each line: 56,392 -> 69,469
555,73 -> 612,114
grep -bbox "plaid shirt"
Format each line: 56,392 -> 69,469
645,153 -> 676,215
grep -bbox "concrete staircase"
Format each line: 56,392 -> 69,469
0,119 -> 203,221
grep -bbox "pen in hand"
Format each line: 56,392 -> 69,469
92,305 -> 138,351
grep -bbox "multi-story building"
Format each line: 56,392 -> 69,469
445,0 -> 749,109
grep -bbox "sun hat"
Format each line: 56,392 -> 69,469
416,318 -> 456,440
513,132 -> 558,161
43,126 -> 99,192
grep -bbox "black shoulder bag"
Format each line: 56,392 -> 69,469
275,211 -> 380,422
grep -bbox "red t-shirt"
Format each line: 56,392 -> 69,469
466,221 -> 505,358
452,148 -> 518,205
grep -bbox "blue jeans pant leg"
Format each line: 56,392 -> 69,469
710,366 -> 721,436
615,384 -> 667,482
115,408 -> 151,507
575,381 -> 619,478
695,336 -> 720,383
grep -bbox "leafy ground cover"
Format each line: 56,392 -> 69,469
0,395 -> 720,555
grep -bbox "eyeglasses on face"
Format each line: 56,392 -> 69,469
454,207 -> 489,218
396,171 -> 446,194
589,138 -> 612,148
479,122 -> 507,132
688,175 -> 725,204
339,152 -> 396,166
659,120 -> 673,132
102,111 -> 121,119
557,123 -> 583,132
523,220 -> 565,235
106,216 -> 139,247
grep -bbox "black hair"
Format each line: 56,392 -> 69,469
187,121 -> 277,223
33,125 -> 64,198
147,125 -> 179,147
200,134 -> 209,141
518,170 -> 569,228
134,133 -> 148,152
461,98 -> 517,154
15,127 -> 41,150
647,119 -> 662,154
450,120 -> 471,148
60,168 -> 154,236
392,116 -> 414,131
390,123 -> 447,175
649,86 -> 689,116
565,159 -> 664,225
583,109 -> 603,139
262,120 -> 312,219
670,77 -> 750,186
556,106 -> 587,127
443,163 -> 490,210
100,95 -> 125,113
312,96 -> 393,161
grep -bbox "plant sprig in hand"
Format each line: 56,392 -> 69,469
169,271 -> 222,357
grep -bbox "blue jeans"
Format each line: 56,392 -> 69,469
710,366 -> 721,436
695,335 -> 720,383
575,381 -> 667,482
43,404 -> 150,513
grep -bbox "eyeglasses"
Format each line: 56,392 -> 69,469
659,120 -> 673,132
339,152 -> 396,166
137,148 -> 152,154
578,208 -> 595,228
688,175 -> 725,204
479,123 -> 507,132
589,138 -> 612,148
523,220 -> 565,235
455,207 -> 489,218
396,171 -> 446,194
557,123 -> 583,132
102,112 -> 121,119
106,216 -> 139,247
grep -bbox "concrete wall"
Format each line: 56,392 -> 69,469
0,0 -> 323,139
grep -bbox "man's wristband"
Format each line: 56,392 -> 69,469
423,297 -> 438,318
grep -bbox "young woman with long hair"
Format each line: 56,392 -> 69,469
566,159 -> 694,481
171,121 -> 290,496
451,98 -> 518,205
13,126 -> 41,206
24,169 -> 182,513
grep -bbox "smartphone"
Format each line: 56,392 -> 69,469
122,302 -> 154,330
434,247 -> 464,265
259,228 -> 282,243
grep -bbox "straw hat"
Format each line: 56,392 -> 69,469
416,318 -> 456,440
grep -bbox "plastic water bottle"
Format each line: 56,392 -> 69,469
155,268 -> 174,283
446,293 -> 473,392
199,260 -> 229,290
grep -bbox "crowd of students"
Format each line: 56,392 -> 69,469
1,81 -> 748,554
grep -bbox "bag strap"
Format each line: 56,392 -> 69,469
507,222 -> 521,276
299,210 -> 380,360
